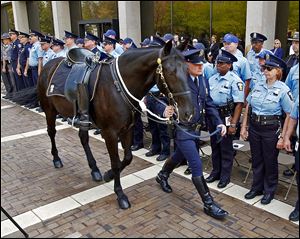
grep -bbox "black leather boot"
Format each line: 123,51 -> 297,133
77,84 -> 91,131
192,176 -> 228,219
156,158 -> 179,193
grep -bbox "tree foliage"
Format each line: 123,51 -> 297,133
38,1 -> 54,35
288,1 -> 299,32
81,1 -> 118,20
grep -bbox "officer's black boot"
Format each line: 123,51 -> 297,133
192,176 -> 228,220
156,158 -> 179,193
77,84 -> 91,131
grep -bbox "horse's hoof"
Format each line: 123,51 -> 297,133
103,171 -> 114,182
118,195 -> 131,209
53,159 -> 63,168
91,170 -> 102,182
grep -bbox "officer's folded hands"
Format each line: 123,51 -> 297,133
163,105 -> 175,118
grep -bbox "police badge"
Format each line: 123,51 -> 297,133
237,82 -> 243,91
266,54 -> 270,61
199,49 -> 204,57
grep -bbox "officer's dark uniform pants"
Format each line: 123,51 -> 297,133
1,61 -> 15,94
133,111 -> 144,146
30,66 -> 39,86
210,131 -> 234,182
11,60 -> 23,91
20,65 -> 34,88
248,122 -> 280,195
172,137 -> 203,177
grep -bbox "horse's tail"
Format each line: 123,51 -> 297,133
9,86 -> 38,106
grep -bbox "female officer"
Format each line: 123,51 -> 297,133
241,54 -> 294,205
156,48 -> 228,219
205,50 -> 244,188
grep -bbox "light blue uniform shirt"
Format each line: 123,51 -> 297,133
285,63 -> 299,100
149,84 -> 159,92
52,49 -> 67,59
29,41 -> 43,67
246,80 -> 293,115
64,44 -> 78,55
203,62 -> 216,80
42,48 -> 55,66
250,68 -> 265,89
232,52 -> 252,83
115,43 -> 124,55
209,71 -> 244,106
290,98 -> 299,138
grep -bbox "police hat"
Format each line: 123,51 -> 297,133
64,30 -> 78,39
29,29 -> 44,38
85,32 -> 99,42
123,38 -> 137,48
40,36 -> 52,44
182,48 -> 206,64
250,32 -> 267,42
193,42 -> 205,51
223,33 -> 239,43
52,38 -> 65,46
76,38 -> 84,45
148,36 -> 166,47
104,29 -> 116,37
1,33 -> 10,40
8,29 -> 19,35
140,38 -> 150,47
216,49 -> 238,63
288,32 -> 299,41
255,49 -> 273,59
263,53 -> 287,70
103,35 -> 117,45
163,33 -> 174,42
18,31 -> 30,38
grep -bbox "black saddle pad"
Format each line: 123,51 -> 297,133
46,59 -> 102,101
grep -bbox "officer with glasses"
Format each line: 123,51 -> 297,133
241,54 -> 294,205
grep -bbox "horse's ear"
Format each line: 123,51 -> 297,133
163,40 -> 173,56
176,38 -> 189,52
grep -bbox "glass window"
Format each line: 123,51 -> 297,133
81,1 -> 118,20
38,1 -> 54,35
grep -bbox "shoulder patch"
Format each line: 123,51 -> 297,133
287,91 -> 294,101
237,82 -> 243,91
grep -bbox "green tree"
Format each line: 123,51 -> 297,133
38,1 -> 54,35
288,1 -> 299,32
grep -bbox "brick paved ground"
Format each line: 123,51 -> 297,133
1,98 -> 299,238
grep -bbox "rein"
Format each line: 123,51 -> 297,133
112,50 -> 220,139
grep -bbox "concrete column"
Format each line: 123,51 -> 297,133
245,1 -> 277,50
51,1 -> 71,39
118,1 -> 141,45
11,1 -> 29,32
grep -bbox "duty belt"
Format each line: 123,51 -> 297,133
250,114 -> 282,125
217,102 -> 234,118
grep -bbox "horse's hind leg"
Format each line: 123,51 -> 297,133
103,129 -> 133,183
78,129 -> 102,181
102,130 -> 131,209
45,107 -> 64,168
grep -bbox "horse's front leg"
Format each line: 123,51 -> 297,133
102,130 -> 131,209
78,129 -> 102,181
103,129 -> 133,182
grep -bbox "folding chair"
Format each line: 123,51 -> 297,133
278,152 -> 297,200
232,140 -> 252,183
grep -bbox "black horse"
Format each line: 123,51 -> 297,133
37,40 -> 194,209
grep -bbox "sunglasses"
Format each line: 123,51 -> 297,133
261,65 -> 276,71
216,61 -> 228,65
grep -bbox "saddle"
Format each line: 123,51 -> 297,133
64,48 -> 98,102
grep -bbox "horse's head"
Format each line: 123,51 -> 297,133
156,40 -> 194,123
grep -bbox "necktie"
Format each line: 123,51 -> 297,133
194,77 -> 198,88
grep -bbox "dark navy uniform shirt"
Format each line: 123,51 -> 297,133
19,42 -> 31,67
11,39 -> 22,62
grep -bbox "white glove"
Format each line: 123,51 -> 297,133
217,124 -> 227,137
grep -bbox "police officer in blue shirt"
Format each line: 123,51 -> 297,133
205,50 -> 244,188
28,29 -> 44,86
40,36 -> 55,66
156,48 -> 228,219
64,30 -> 78,53
9,29 -> 23,91
17,31 -> 33,88
122,38 -> 137,51
84,32 -> 101,54
285,63 -> 299,100
249,49 -> 273,90
283,98 -> 299,222
241,54 -> 294,205
51,38 -> 66,59
103,29 -> 124,55
223,33 -> 252,101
